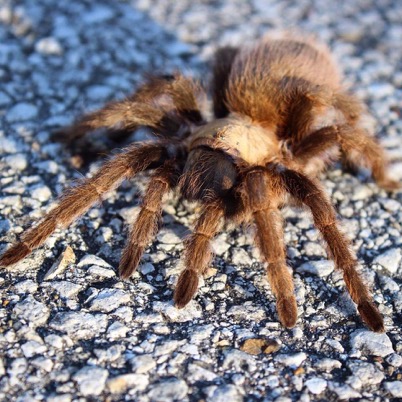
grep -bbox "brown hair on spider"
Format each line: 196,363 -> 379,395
1,31 -> 399,333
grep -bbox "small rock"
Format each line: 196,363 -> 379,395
275,352 -> 307,369
13,295 -> 50,327
48,281 -> 82,298
157,229 -> 182,244
153,301 -> 202,323
231,247 -> 252,265
129,354 -> 156,374
328,382 -> 361,399
240,338 -> 281,355
4,154 -> 27,171
14,280 -> 38,294
73,366 -> 108,396
44,246 -> 76,280
350,330 -> 394,357
6,103 -> 38,122
139,262 -> 155,275
107,374 -> 148,394
31,357 -> 53,373
35,37 -> 63,55
347,361 -> 384,385
50,312 -> 108,340
227,303 -> 266,322
384,381 -> 402,398
87,265 -> 116,278
30,184 -> 52,202
89,289 -> 130,313
305,377 -> 327,395
107,321 -> 129,339
207,384 -> 243,402
148,378 -> 188,401
314,358 -> 342,372
386,354 -> 402,367
77,254 -> 112,268
21,341 -> 47,358
297,260 -> 334,277
222,349 -> 257,372
373,248 -> 402,274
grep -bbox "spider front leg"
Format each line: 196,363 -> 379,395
119,159 -> 183,279
280,168 -> 384,332
174,202 -> 224,308
0,142 -> 173,267
245,168 -> 298,328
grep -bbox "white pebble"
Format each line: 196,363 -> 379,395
373,248 -> 401,274
305,377 -> 327,395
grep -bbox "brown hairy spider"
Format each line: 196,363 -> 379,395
1,32 -> 399,332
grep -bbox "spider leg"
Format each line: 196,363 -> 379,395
174,202 -> 224,308
60,75 -> 204,142
292,122 -> 399,190
245,168 -> 298,328
119,159 -> 182,279
279,168 -> 384,332
0,142 -> 175,267
211,46 -> 239,118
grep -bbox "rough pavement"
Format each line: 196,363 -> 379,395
0,0 -> 402,401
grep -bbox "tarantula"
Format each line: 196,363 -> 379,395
1,32 -> 399,332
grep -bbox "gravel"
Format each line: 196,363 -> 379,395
1,0 -> 402,401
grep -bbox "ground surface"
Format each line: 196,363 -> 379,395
0,0 -> 402,401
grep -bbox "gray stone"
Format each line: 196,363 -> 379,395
77,254 -> 113,268
129,354 -> 156,374
89,289 -> 130,312
347,361 -> 384,385
153,300 -> 202,322
328,382 -> 361,399
207,384 -> 243,402
48,281 -> 82,298
148,378 -> 189,401
21,340 -> 47,358
373,248 -> 402,274
73,366 -> 108,396
50,312 -> 108,340
13,295 -> 50,327
6,103 -> 38,122
4,154 -> 27,171
227,303 -> 266,322
384,381 -> 402,398
305,377 -> 327,395
297,260 -> 335,277
30,184 -> 52,202
35,37 -> 63,55
275,353 -> 307,369
107,374 -> 149,393
350,330 -> 394,357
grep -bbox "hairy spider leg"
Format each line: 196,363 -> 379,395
119,158 -> 183,279
174,202 -> 224,308
279,168 -> 384,332
0,143 -> 172,267
245,168 -> 298,328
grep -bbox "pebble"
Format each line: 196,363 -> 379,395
14,280 -> 38,294
30,184 -> 52,202
50,312 -> 108,340
227,303 -> 266,322
147,379 -> 189,401
373,248 -> 402,274
21,340 -> 47,358
152,301 -> 202,322
231,247 -> 253,266
107,374 -> 149,393
89,289 -> 131,313
350,330 -> 394,357
77,254 -> 112,268
275,352 -> 307,369
296,260 -> 335,277
305,377 -> 327,395
328,382 -> 361,399
35,37 -> 63,55
44,246 -> 76,280
129,354 -> 156,374
13,295 -> 50,327
384,381 -> 402,398
107,321 -> 129,339
4,154 -> 28,171
48,281 -> 82,298
347,361 -> 384,385
73,366 -> 109,396
222,349 -> 257,372
207,385 -> 243,402
6,103 -> 38,122
87,265 -> 116,278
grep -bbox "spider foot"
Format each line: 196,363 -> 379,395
277,295 -> 298,328
174,269 -> 199,308
358,300 -> 385,333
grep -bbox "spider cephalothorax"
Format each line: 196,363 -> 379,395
1,32 -> 399,332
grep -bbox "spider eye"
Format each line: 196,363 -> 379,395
181,146 -> 237,201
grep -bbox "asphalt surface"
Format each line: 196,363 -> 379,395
0,0 -> 402,401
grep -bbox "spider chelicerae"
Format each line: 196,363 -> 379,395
1,31 -> 399,332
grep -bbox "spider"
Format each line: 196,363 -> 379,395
1,31 -> 399,333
